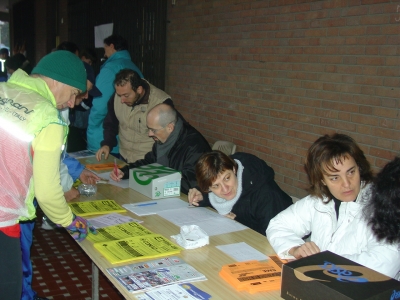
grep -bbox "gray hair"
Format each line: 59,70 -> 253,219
158,105 -> 178,127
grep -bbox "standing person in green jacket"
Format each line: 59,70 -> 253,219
0,50 -> 97,300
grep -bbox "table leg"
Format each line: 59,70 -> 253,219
92,262 -> 99,300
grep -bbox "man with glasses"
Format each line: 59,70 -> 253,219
110,103 -> 211,194
96,69 -> 179,163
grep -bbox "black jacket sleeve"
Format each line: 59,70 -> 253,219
248,181 -> 292,235
170,125 -> 211,194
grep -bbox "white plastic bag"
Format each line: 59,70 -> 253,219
171,225 -> 209,249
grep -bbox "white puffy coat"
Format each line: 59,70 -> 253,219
266,183 -> 400,279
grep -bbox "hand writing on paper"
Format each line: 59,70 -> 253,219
96,145 -> 110,161
188,188 -> 204,206
224,211 -> 236,220
289,241 -> 320,259
110,168 -> 124,182
79,169 -> 101,185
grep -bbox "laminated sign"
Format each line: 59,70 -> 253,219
129,163 -> 181,199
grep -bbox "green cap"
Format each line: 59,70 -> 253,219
31,50 -> 87,92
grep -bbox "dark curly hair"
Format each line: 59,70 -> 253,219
113,69 -> 142,92
304,133 -> 373,203
365,156 -> 400,244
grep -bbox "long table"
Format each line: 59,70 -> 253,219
72,157 -> 282,299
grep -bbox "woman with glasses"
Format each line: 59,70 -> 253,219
266,133 -> 400,279
188,150 -> 292,235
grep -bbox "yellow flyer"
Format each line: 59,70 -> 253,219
87,222 -> 154,243
94,234 -> 183,264
69,200 -> 126,216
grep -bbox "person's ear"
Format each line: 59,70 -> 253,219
167,122 -> 175,133
136,86 -> 143,95
321,180 -> 326,186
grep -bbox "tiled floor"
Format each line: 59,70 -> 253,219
31,208 -> 125,300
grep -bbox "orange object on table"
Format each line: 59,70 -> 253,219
219,256 -> 285,294
85,163 -> 125,172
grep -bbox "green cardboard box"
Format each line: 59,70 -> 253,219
281,250 -> 400,300
129,163 -> 181,199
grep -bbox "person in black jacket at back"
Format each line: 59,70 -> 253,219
188,150 -> 292,235
110,103 -> 211,194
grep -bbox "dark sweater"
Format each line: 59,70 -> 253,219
199,152 -> 292,235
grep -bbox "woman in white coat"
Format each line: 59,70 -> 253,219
266,133 -> 400,279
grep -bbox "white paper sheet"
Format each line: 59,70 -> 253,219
145,284 -> 199,300
136,283 -> 210,300
158,207 -> 248,236
94,23 -> 113,48
96,171 -> 129,189
123,198 -> 189,216
87,213 -> 142,228
216,242 -> 268,262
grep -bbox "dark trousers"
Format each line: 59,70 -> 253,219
0,230 -> 22,300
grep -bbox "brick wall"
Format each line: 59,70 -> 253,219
165,0 -> 400,198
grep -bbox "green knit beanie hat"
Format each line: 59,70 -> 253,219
31,50 -> 87,92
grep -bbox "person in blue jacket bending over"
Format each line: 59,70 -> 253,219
87,34 -> 143,155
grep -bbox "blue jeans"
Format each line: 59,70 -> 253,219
20,198 -> 38,300
20,220 -> 37,300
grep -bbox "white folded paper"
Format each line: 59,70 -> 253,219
171,225 -> 209,249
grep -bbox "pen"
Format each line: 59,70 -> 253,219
96,179 -> 109,184
114,158 -> 118,177
135,202 -> 157,207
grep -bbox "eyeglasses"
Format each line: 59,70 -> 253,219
147,122 -> 174,134
147,126 -> 165,134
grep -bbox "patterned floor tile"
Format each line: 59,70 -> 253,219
31,209 -> 124,300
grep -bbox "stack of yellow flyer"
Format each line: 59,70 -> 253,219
86,222 -> 154,243
88,222 -> 182,264
69,199 -> 126,216
94,234 -> 182,264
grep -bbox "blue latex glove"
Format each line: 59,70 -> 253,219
65,215 -> 97,242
